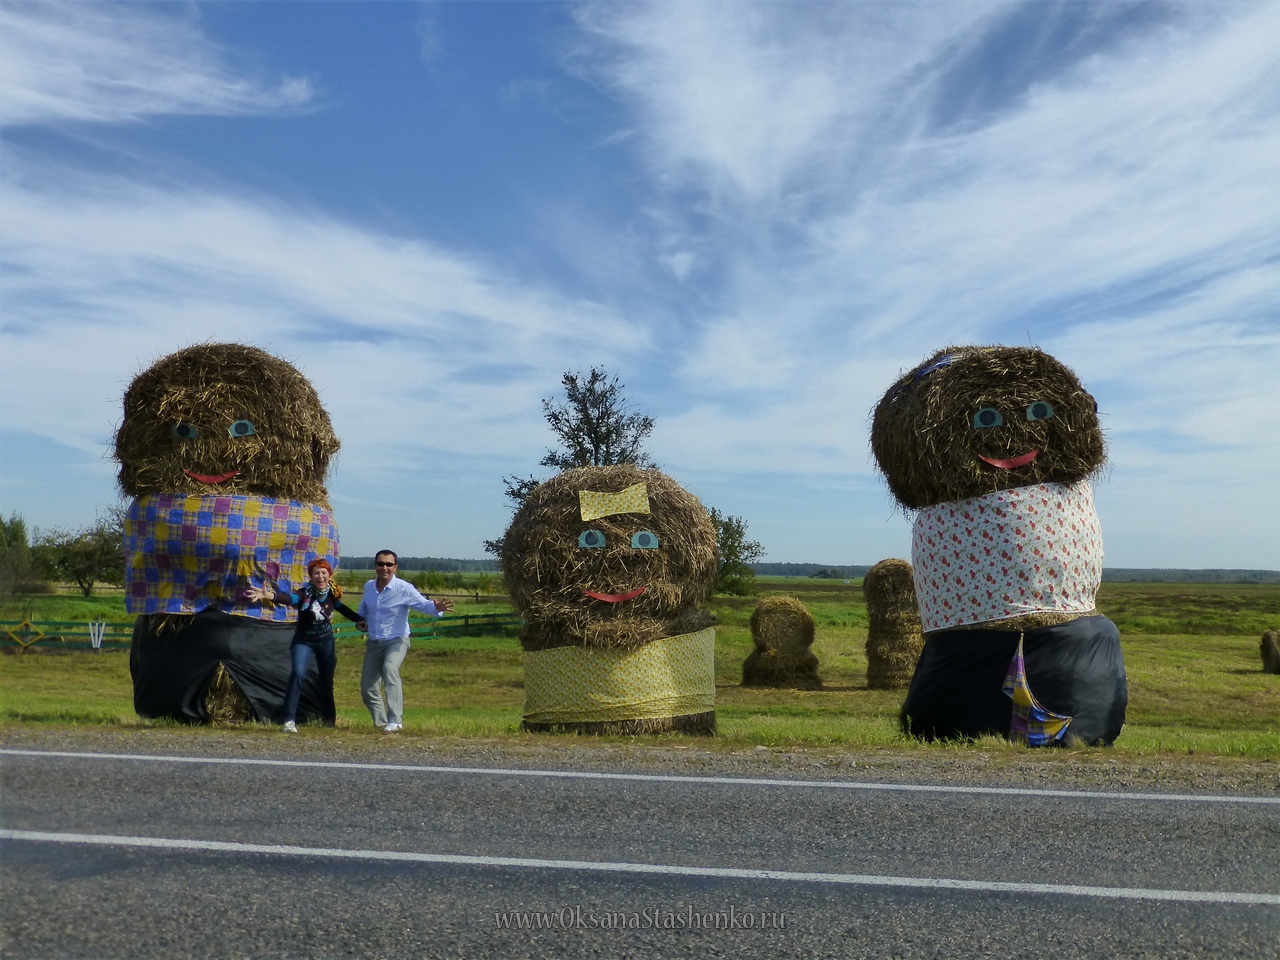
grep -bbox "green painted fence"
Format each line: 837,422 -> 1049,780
0,612 -> 523,653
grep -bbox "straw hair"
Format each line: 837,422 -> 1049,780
862,558 -> 923,689
1262,629 -> 1280,675
115,342 -> 340,506
203,662 -> 253,725
871,345 -> 1105,510
742,595 -> 821,689
501,465 -> 717,652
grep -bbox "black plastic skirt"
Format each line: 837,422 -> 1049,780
130,610 -> 326,724
901,615 -> 1128,746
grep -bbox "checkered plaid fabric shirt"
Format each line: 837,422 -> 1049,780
124,493 -> 339,621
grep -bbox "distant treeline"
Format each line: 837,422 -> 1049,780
751,563 -> 1279,583
753,563 -> 872,579
341,557 -> 1278,583
343,557 -> 501,572
1098,568 -> 1280,583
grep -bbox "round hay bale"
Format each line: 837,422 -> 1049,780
115,342 -> 340,505
1262,629 -> 1280,675
863,558 -> 923,689
500,464 -> 718,735
501,464 -> 717,651
870,345 -> 1105,511
742,595 -> 821,690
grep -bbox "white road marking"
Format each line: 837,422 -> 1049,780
2,747 -> 1277,805
3,828 -> 1277,906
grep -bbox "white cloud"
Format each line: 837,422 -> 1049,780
567,0 -> 1280,566
0,159 -> 645,468
0,1 -> 312,126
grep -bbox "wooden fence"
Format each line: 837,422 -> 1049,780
0,612 -> 522,653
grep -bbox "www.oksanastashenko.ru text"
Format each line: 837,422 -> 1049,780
492,905 -> 787,930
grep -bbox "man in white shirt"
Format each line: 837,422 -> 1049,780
357,550 -> 455,732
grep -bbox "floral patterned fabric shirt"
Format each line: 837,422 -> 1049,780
911,481 -> 1103,633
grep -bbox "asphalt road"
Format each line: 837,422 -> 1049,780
2,737 -> 1278,960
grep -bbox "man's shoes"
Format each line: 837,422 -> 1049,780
384,722 -> 403,733
283,721 -> 298,733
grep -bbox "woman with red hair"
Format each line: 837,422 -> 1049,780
245,558 -> 363,731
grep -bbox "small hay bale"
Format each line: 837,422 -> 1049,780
863,558 -> 924,689
742,595 -> 822,690
204,662 -> 253,725
870,345 -> 1105,510
115,342 -> 340,505
1262,629 -> 1280,674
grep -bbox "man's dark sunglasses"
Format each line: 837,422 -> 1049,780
375,561 -> 397,568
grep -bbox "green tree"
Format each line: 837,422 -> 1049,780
708,508 -> 764,596
485,366 -> 654,555
34,509 -> 126,597
0,513 -> 34,597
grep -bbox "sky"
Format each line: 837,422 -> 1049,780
1,0 -> 1278,570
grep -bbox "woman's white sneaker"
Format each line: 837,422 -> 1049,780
283,721 -> 298,733
384,722 -> 403,733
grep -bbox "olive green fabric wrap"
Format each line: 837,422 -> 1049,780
523,628 -> 715,723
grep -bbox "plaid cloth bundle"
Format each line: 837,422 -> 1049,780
1002,636 -> 1073,746
124,493 -> 339,621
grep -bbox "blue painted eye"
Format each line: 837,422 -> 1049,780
577,529 -> 605,549
972,408 -> 1003,429
630,530 -> 659,550
228,419 -> 256,438
1026,401 -> 1054,422
171,423 -> 199,440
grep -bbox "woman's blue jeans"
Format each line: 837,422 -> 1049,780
282,637 -> 337,725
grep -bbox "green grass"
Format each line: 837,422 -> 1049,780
1,577 -> 1277,758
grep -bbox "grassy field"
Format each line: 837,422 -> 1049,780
1,576 -> 1277,759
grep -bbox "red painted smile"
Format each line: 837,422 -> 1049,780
584,587 -> 647,603
979,450 -> 1039,470
184,469 -> 241,485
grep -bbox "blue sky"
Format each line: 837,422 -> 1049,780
2,0 -> 1278,569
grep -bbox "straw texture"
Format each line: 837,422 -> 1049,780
863,558 -> 923,689
115,342 -> 339,506
870,345 -> 1105,511
741,595 -> 822,689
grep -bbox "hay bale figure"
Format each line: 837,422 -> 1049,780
863,558 -> 923,690
501,464 -> 718,735
1262,629 -> 1280,675
742,596 -> 821,690
115,343 -> 342,725
871,345 -> 1128,746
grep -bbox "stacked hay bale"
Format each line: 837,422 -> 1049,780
863,558 -> 923,689
1262,629 -> 1280,674
870,345 -> 1127,746
115,343 -> 341,725
742,596 -> 821,690
501,464 -> 718,735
